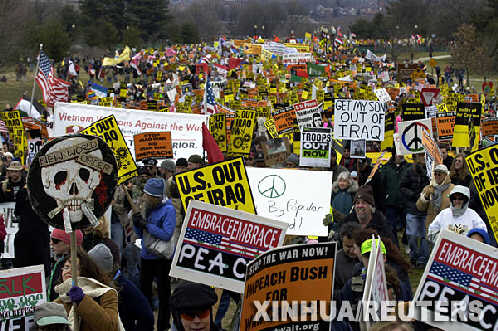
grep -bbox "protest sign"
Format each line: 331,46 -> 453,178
396,118 -> 433,155
272,106 -> 297,135
466,145 -> 498,242
264,118 -> 279,139
422,130 -> 443,165
420,88 -> 440,107
175,157 -> 255,213
0,111 -> 26,163
413,230 -> 498,331
53,103 -> 207,159
229,110 -> 256,155
0,265 -> 46,329
241,243 -> 337,331
374,88 -> 391,103
209,113 -> 227,152
133,132 -> 172,161
436,114 -> 455,141
350,140 -> 366,159
81,115 -> 137,184
293,100 -> 323,128
27,137 -> 42,165
263,138 -> 291,167
482,118 -> 498,137
0,203 -> 17,259
333,99 -> 386,141
452,102 -> 482,149
246,167 -> 331,236
380,110 -> 395,150
169,200 -> 288,292
401,103 -> 425,121
299,127 -> 331,167
282,53 -> 314,65
425,106 -> 437,119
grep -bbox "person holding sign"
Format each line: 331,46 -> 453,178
428,185 -> 488,242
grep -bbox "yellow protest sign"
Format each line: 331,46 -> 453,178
452,103 -> 481,149
81,115 -> 138,184
229,110 -> 256,154
175,157 -> 255,213
466,146 -> 498,242
264,118 -> 279,138
209,113 -> 227,152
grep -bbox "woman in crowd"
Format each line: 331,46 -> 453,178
450,153 -> 472,186
331,171 -> 358,225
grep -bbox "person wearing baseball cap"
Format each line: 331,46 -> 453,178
142,158 -> 158,177
428,185 -> 488,242
416,164 -> 454,230
34,302 -> 70,330
343,186 -> 395,243
132,177 -> 176,331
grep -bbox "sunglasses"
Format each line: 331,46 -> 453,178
180,308 -> 210,321
51,238 -> 62,244
450,195 -> 466,201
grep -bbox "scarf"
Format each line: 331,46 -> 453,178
450,201 -> 469,217
431,182 -> 450,210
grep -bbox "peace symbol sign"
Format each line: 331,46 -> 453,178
401,122 -> 430,152
258,175 -> 286,198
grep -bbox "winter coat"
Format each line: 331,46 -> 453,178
344,210 -> 395,243
331,180 -> 358,221
55,277 -> 121,331
381,160 -> 409,207
428,207 -> 487,240
416,176 -> 454,229
115,273 -> 154,331
400,164 -> 429,216
134,200 -> 176,260
450,173 -> 472,187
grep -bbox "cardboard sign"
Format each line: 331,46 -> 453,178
334,99 -> 386,141
361,239 -> 388,322
299,127 -> 331,168
53,103 -> 207,160
401,103 -> 425,121
0,203 -> 17,259
169,201 -> 288,292
422,131 -> 443,165
482,117 -> 498,137
175,157 -> 255,213
264,118 -> 279,139
374,88 -> 391,103
452,103 -> 481,149
27,138 -> 42,165
436,114 -> 455,141
246,167 -> 331,236
81,115 -> 138,184
466,146 -> 498,242
0,265 -> 46,328
241,243 -> 337,331
263,138 -> 290,167
293,99 -> 323,128
229,110 -> 256,155
272,106 -> 297,135
413,230 -> 498,331
133,132 -> 172,161
396,118 -> 433,155
420,88 -> 440,106
209,113 -> 227,152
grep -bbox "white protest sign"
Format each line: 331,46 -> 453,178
53,103 -> 207,160
27,138 -> 42,165
282,53 -> 314,64
169,200 -> 288,293
293,99 -> 323,128
425,105 -> 437,118
333,99 -> 386,141
299,127 -> 332,167
413,230 -> 498,331
246,167 -> 331,236
396,118 -> 433,155
0,265 -> 46,329
374,88 -> 391,103
0,202 -> 17,259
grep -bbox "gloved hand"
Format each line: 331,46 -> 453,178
68,286 -> 84,304
322,214 -> 333,226
132,212 -> 148,229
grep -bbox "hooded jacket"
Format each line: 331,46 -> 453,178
331,180 -> 358,219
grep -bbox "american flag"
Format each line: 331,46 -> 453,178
35,51 -> 71,108
429,262 -> 498,305
184,228 -> 260,259
204,77 -> 217,114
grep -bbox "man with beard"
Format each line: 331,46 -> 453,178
0,161 -> 24,202
132,178 -> 176,331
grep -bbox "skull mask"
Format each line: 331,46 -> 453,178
41,137 -> 102,225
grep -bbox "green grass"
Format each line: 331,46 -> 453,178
0,69 -> 39,109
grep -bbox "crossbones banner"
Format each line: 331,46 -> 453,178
27,134 -> 118,231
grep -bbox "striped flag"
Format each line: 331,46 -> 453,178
35,51 -> 71,108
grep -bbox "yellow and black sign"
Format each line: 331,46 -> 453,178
81,115 -> 138,184
229,110 -> 256,155
452,103 -> 481,150
175,157 -> 255,213
381,110 -> 395,150
0,110 -> 26,163
264,118 -> 279,138
209,113 -> 227,152
466,146 -> 498,243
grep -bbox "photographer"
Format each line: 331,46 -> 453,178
0,161 -> 25,203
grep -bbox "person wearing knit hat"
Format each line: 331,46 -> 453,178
88,244 -> 114,274
47,229 -> 84,301
467,228 -> 491,245
176,158 -> 188,173
187,154 -> 204,170
132,177 -> 177,331
160,159 -> 176,179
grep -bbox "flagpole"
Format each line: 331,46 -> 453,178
29,44 -> 43,118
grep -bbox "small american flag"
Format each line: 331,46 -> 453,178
204,77 -> 217,114
184,228 -> 260,258
429,262 -> 498,305
35,51 -> 71,108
